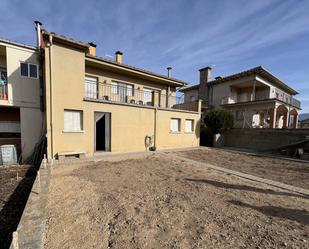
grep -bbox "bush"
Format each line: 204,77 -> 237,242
204,108 -> 234,134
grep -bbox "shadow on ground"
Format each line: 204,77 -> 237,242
184,178 -> 308,199
229,199 -> 309,225
0,167 -> 36,249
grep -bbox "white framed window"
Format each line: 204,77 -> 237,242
111,81 -> 134,96
144,88 -> 154,105
190,96 -> 196,101
64,110 -> 83,132
127,84 -> 133,96
85,76 -> 98,98
20,62 -> 38,78
170,118 -> 181,133
111,82 -> 118,94
185,119 -> 194,133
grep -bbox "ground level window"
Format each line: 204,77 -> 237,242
64,110 -> 83,131
185,119 -> 194,133
170,118 -> 181,133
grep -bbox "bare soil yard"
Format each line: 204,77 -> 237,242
44,152 -> 308,249
177,148 -> 309,190
0,165 -> 36,249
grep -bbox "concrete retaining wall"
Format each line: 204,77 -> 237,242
10,159 -> 50,249
223,128 -> 309,151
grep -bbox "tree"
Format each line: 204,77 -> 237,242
204,108 -> 234,134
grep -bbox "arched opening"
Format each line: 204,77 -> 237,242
289,109 -> 298,128
276,105 -> 288,128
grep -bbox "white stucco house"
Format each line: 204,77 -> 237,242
181,66 -> 301,128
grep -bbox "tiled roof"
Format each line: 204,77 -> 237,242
181,66 -> 298,95
43,30 -> 188,86
41,30 -> 89,48
86,54 -> 188,86
0,37 -> 36,50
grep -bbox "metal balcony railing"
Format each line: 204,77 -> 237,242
291,97 -> 301,108
221,94 -> 301,109
84,81 -> 184,108
0,81 -> 8,100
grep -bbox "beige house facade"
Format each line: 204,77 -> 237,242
182,66 -> 301,129
41,29 -> 200,159
0,39 -> 43,161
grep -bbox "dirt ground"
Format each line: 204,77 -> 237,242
176,148 -> 309,189
44,152 -> 309,249
0,165 -> 36,249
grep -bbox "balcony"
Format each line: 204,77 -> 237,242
291,97 -> 301,109
84,81 -> 184,108
221,94 -> 301,109
0,80 -> 8,100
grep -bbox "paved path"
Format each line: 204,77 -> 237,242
163,152 -> 309,197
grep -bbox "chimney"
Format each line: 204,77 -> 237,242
115,51 -> 123,64
199,66 -> 212,85
198,66 -> 212,103
34,20 -> 42,49
88,42 -> 96,56
167,67 -> 172,78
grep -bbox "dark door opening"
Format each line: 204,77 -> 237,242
95,112 -> 111,151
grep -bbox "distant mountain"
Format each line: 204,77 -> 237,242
299,113 -> 309,121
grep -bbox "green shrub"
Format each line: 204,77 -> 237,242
204,108 -> 234,134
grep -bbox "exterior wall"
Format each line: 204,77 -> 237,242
224,128 -> 309,151
211,75 -> 256,107
5,46 -> 40,108
0,43 -> 43,161
20,107 -> 43,159
0,55 -> 5,67
184,89 -> 198,102
156,109 -> 200,149
173,100 -> 201,112
45,42 -> 200,158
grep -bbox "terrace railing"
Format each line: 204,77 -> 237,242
84,80 -> 184,108
221,93 -> 301,109
291,97 -> 301,109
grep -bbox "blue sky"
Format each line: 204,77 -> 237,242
1,0 -> 309,112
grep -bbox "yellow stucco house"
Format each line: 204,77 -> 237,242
38,24 -> 201,159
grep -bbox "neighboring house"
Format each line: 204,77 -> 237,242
38,24 -> 200,159
0,38 -> 43,161
299,118 -> 309,129
181,66 -> 301,129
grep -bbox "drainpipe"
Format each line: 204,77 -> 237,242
166,86 -> 170,108
48,35 -> 54,159
166,67 -> 172,108
153,108 -> 157,149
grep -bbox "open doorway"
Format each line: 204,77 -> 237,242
94,112 -> 111,151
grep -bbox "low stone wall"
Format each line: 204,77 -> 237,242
223,128 -> 309,151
